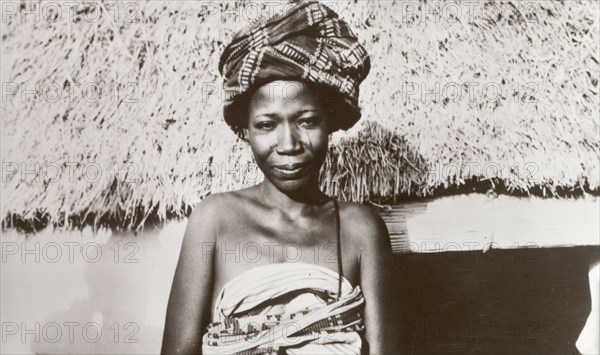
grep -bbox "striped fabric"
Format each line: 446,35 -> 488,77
201,262 -> 365,355
219,0 -> 371,133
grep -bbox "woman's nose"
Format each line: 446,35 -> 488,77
275,124 -> 302,154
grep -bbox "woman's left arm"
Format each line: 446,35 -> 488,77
356,205 -> 401,354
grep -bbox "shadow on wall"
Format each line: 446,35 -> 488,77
393,247 -> 599,355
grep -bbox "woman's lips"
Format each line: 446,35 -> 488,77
271,163 -> 307,179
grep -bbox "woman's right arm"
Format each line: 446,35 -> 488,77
161,195 -> 221,355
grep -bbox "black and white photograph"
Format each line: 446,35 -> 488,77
1,1 -> 599,354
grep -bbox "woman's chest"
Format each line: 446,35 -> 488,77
209,229 -> 361,314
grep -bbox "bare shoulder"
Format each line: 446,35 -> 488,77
338,201 -> 390,250
186,191 -> 239,241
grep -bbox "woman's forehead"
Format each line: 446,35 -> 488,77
251,81 -> 320,101
249,80 -> 324,114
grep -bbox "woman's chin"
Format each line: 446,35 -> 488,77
268,176 -> 316,193
260,165 -> 320,193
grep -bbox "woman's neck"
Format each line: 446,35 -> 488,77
258,179 -> 331,218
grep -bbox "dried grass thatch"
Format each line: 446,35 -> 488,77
1,0 -> 598,232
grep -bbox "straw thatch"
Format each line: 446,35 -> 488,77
1,0 -> 598,232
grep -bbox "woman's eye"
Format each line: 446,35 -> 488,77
256,122 -> 276,130
299,117 -> 321,127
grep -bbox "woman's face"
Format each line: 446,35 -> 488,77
247,80 -> 330,192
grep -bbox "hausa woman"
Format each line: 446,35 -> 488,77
162,1 -> 398,354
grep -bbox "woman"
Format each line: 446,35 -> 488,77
161,1 -> 397,354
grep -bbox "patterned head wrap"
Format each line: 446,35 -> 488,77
219,0 -> 371,134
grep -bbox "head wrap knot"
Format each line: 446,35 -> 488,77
219,0 -> 371,132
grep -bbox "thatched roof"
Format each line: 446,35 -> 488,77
1,1 -> 598,232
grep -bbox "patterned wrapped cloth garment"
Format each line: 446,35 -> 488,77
201,262 -> 365,355
219,0 -> 371,133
